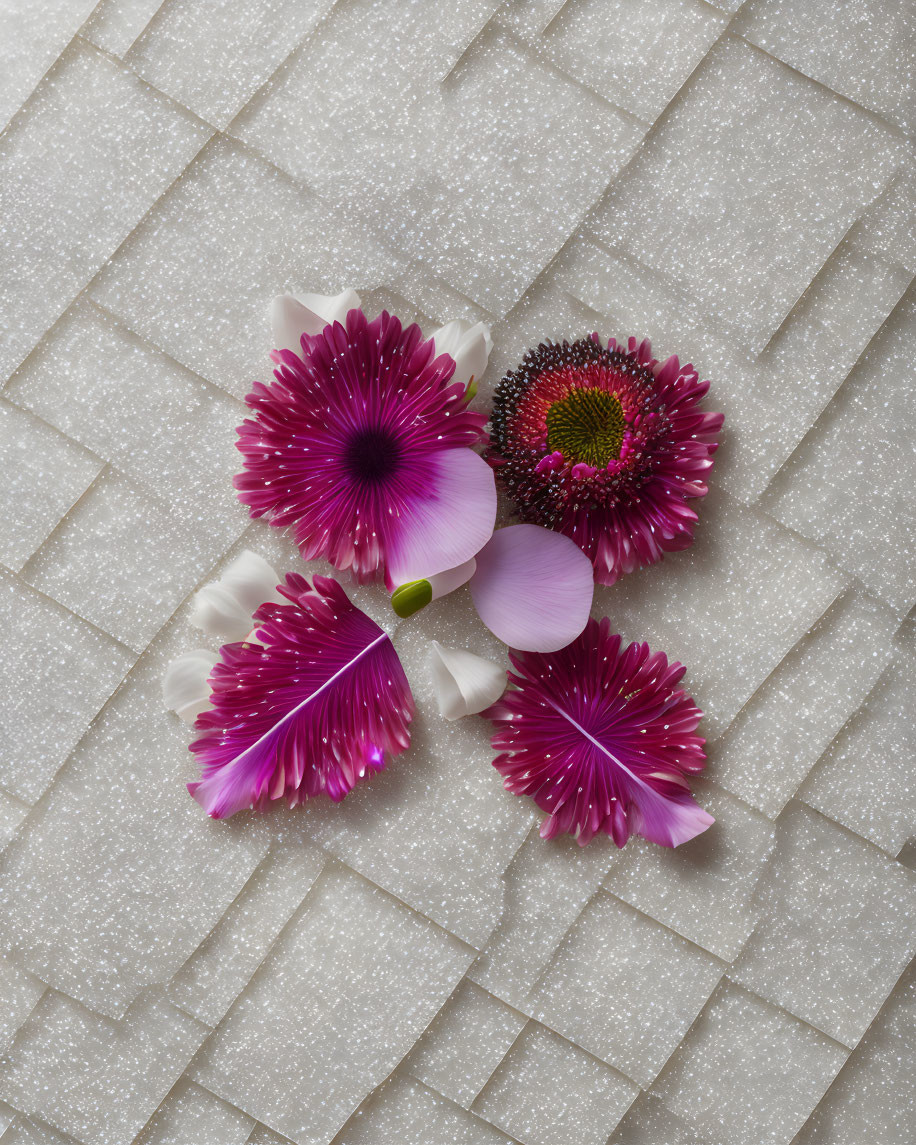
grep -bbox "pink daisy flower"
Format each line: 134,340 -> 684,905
235,306 -> 497,586
485,617 -> 713,847
488,335 -> 723,585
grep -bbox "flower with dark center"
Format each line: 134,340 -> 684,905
235,306 -> 496,586
488,335 -> 723,585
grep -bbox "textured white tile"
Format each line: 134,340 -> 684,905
730,804 -> 916,1047
167,843 -> 325,1027
652,981 -> 848,1145
0,40 -> 209,383
404,980 -> 527,1108
0,958 -> 44,1055
133,1079 -> 254,1145
0,1104 -> 14,1138
710,588 -> 900,817
589,37 -> 902,352
793,961 -> 916,1145
235,23 -> 644,314
0,401 -> 102,573
0,1119 -> 78,1145
82,0 -> 166,56
6,301 -> 248,532
337,1075 -> 515,1145
0,791 -> 28,853
603,781 -> 775,960
190,866 -> 474,1143
90,138 -> 398,400
497,0 -> 568,38
0,571 -> 135,805
848,163 -> 916,272
245,1127 -> 294,1145
468,825 -> 621,1010
472,1022 -> 638,1145
607,1093 -> 708,1145
0,621 -> 270,1017
737,0 -> 916,131
800,645 -> 916,854
531,892 -> 725,1087
764,284 -> 916,612
126,0 -> 337,128
532,0 -> 726,122
589,490 -> 846,737
0,0 -> 99,132
0,990 -> 208,1145
24,470 -> 244,653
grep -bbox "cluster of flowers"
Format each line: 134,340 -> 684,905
166,289 -> 722,848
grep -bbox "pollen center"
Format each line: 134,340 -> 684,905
344,426 -> 401,484
545,387 -> 625,468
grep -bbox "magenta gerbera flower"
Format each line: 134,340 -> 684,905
488,335 -> 723,585
485,618 -> 713,847
235,307 -> 497,586
187,572 -> 413,819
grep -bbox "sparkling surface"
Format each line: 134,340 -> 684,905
189,866 -> 475,1143
651,980 -> 849,1145
471,1021 -> 638,1145
729,803 -> 916,1047
0,6 -> 913,1141
530,892 -> 725,1087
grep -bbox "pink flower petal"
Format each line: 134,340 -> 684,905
385,448 -> 497,587
469,524 -> 594,652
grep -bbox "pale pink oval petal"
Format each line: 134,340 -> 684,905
385,448 -> 497,587
469,524 -> 594,652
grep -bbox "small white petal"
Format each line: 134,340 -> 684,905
430,319 -> 492,389
430,640 -> 506,720
189,550 -> 283,641
163,649 -> 218,723
270,289 -> 361,353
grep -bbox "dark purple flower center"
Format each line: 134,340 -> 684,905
344,426 -> 402,484
546,388 -> 625,468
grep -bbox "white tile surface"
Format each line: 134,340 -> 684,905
710,588 -> 901,817
589,36 -> 902,352
472,1022 -> 638,1145
0,990 -> 208,1145
0,400 -> 103,573
764,283 -> 916,613
729,804 -> 916,1047
0,40 -> 209,383
738,0 -> 916,132
530,892 -> 725,1087
190,866 -> 475,1143
404,980 -> 527,1107
652,980 -> 849,1145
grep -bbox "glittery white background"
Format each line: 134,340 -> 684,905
0,2 -> 914,1143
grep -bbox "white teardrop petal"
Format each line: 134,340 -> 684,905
296,288 -> 361,328
189,551 -> 283,641
430,319 -> 492,389
270,289 -> 361,353
430,640 -> 506,720
163,649 -> 219,723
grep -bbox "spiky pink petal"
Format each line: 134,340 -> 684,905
188,574 -> 413,819
235,308 -> 495,584
485,618 -> 713,847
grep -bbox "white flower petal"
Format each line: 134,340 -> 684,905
270,289 -> 361,353
430,319 -> 492,389
163,649 -> 218,724
189,550 -> 283,641
429,640 -> 506,720
428,558 -> 477,600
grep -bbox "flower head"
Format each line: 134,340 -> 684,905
485,618 -> 713,847
488,336 -> 723,584
235,307 -> 496,586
